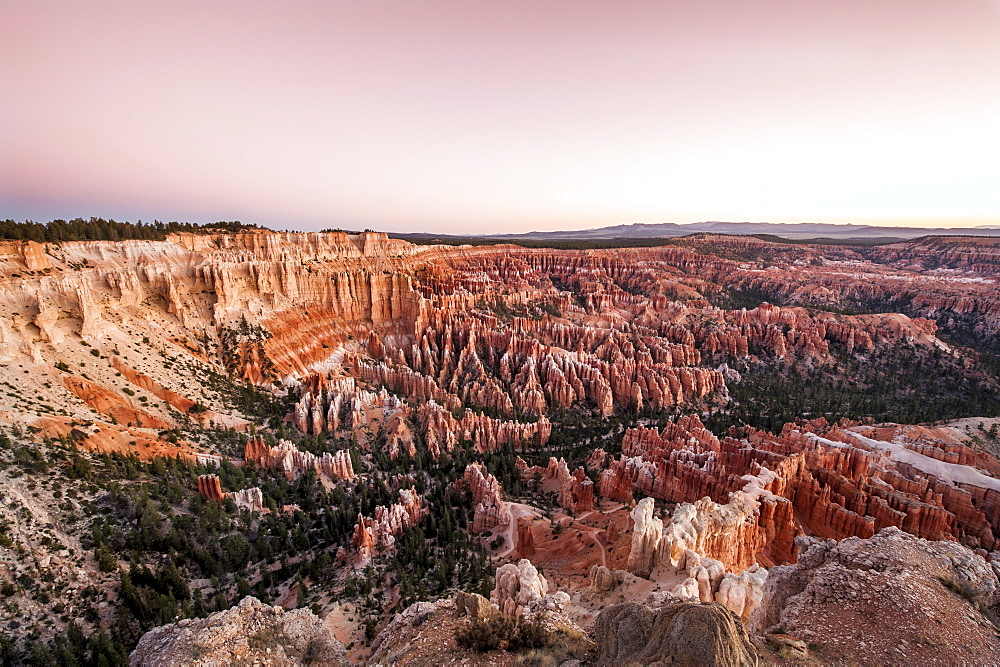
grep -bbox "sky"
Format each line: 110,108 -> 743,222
3,0 -> 1000,234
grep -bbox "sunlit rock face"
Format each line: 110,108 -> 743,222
490,558 -> 549,617
2,230 -> 964,464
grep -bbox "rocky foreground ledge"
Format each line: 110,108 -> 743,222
130,528 -> 1000,666
128,596 -> 347,666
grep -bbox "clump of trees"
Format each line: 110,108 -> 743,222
0,218 -> 265,242
704,342 -> 1000,432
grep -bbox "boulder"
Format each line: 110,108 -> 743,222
593,601 -> 759,666
453,591 -> 498,619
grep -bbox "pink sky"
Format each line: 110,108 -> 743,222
3,0 -> 1000,233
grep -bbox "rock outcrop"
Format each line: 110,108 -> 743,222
490,559 -> 549,617
196,475 -> 264,512
460,463 -> 509,534
593,601 -> 759,666
713,565 -> 768,621
196,474 -> 225,502
659,494 -> 768,573
751,527 -> 1000,664
243,437 -> 355,482
626,495 -> 770,620
454,591 -> 499,619
62,375 -> 170,429
590,565 -> 621,592
546,457 -> 595,514
351,487 -> 428,558
627,498 -> 664,578
129,596 -> 346,666
227,487 -> 265,513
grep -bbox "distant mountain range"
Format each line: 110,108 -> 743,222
480,221 -> 1000,241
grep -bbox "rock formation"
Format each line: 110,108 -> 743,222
459,463 -> 509,534
713,565 -> 768,621
0,230 -> 981,473
351,487 -> 428,558
589,565 -> 631,593
419,400 -> 551,457
197,475 -> 264,512
196,474 -> 225,502
546,457 -> 595,513
227,487 -> 264,513
490,559 -> 549,617
750,528 -> 1000,664
514,516 -> 536,559
592,601 -> 759,666
659,494 -> 769,573
6,229 -> 1000,665
626,494 -> 770,620
454,591 -> 499,619
62,375 -> 169,429
626,498 -> 664,578
289,373 -> 409,443
129,596 -> 346,666
597,413 -> 1000,567
243,437 -> 355,482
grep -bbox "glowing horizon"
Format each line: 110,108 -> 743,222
3,1 -> 1000,234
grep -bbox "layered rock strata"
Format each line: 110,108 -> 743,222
592,601 -> 760,666
599,414 -> 1000,564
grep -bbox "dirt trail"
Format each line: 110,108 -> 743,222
499,502 -> 541,558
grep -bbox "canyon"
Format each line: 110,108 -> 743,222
1,229 -> 999,665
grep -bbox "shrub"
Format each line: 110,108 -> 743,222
455,614 -> 553,653
937,575 -> 978,603
938,575 -> 1000,631
455,616 -> 514,652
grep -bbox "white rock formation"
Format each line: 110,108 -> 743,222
491,558 -> 549,617
228,487 -> 264,513
715,565 -> 768,620
681,549 -> 726,602
627,497 -> 663,578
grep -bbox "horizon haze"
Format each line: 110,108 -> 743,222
3,0 -> 1000,233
